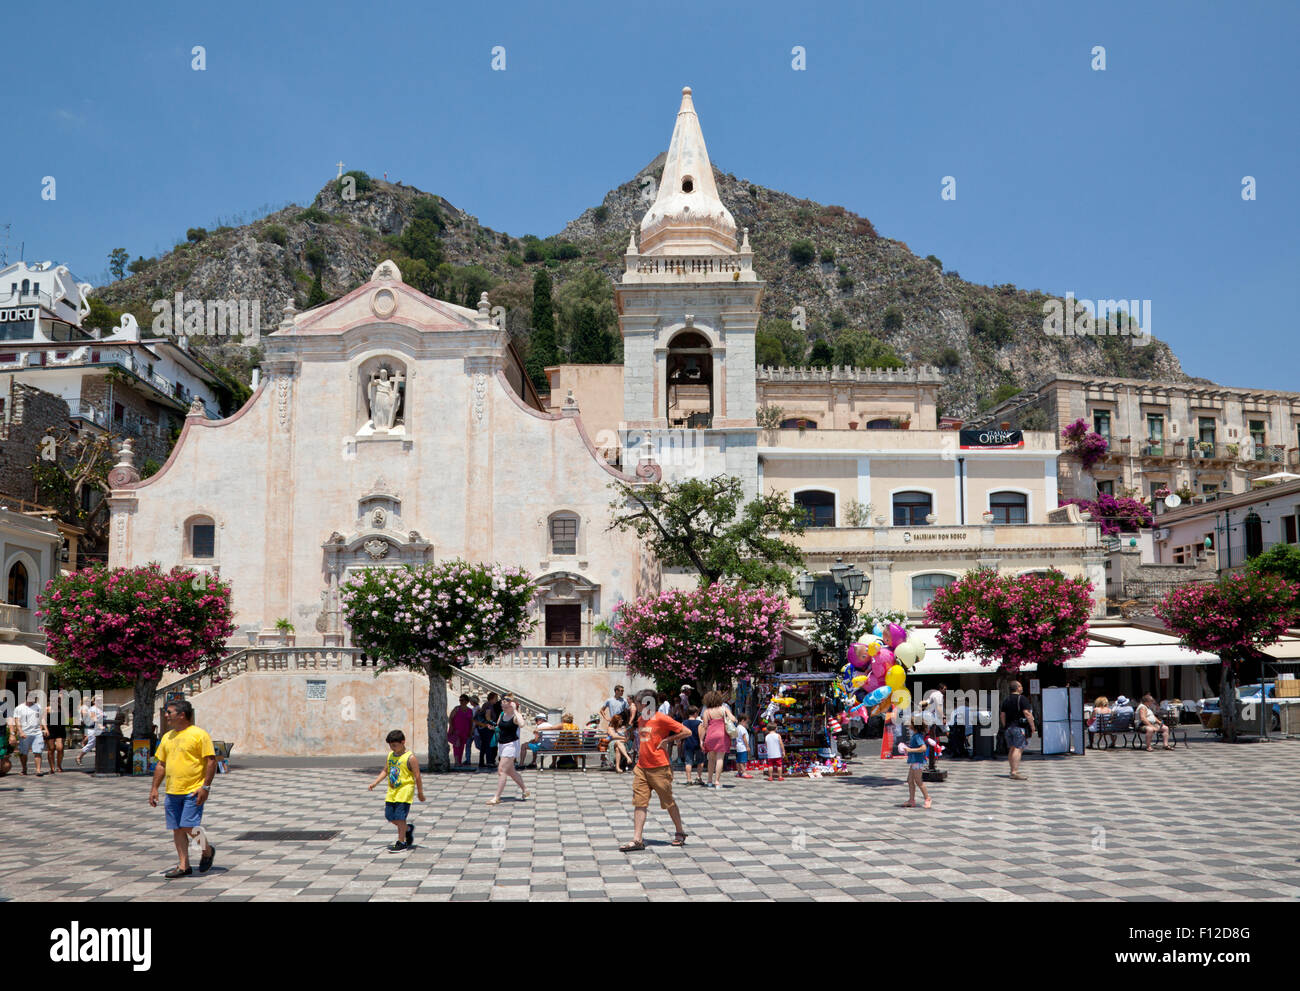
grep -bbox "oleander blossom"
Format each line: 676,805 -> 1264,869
340,560 -> 537,676
38,563 -> 237,685
610,585 -> 790,684
924,568 -> 1094,674
1155,570 -> 1300,662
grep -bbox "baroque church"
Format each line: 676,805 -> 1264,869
107,88 -> 1094,753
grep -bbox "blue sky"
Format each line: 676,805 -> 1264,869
7,0 -> 1296,390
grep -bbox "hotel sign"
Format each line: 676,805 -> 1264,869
960,428 -> 1024,450
901,530 -> 967,543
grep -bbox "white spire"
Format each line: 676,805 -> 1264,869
638,87 -> 737,256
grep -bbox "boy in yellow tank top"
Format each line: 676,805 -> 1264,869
368,729 -> 425,851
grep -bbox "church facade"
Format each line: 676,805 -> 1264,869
105,88 -> 1103,753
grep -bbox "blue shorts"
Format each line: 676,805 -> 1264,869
1005,726 -> 1029,751
18,734 -> 45,755
164,792 -> 204,830
385,802 -> 411,822
736,750 -> 749,764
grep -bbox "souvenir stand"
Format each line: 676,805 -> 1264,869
752,672 -> 851,776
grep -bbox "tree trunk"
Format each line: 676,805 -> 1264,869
132,675 -> 159,741
1219,661 -> 1237,743
426,667 -> 451,773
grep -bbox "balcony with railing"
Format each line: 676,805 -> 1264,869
0,603 -> 39,638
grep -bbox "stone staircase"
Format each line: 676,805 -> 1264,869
119,646 -> 556,723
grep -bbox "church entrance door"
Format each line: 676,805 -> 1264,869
545,604 -> 581,646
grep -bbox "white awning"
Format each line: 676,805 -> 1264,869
1259,634 -> 1300,660
0,643 -> 57,669
903,623 -> 1217,674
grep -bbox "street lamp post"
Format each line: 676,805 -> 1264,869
797,558 -> 870,757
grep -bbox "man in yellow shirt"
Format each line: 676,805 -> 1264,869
148,700 -> 217,879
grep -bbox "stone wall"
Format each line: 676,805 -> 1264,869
1105,547 -> 1215,617
78,376 -> 175,466
0,382 -> 69,502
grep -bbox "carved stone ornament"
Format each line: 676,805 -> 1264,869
473,372 -> 487,424
276,377 -> 291,430
371,287 -> 397,318
635,460 -> 663,483
189,396 -> 206,416
363,538 -> 390,560
372,508 -> 386,529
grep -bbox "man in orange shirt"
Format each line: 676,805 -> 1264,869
620,709 -> 692,852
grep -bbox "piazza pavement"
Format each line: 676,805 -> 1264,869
1,732 -> 1298,902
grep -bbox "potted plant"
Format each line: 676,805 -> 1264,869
274,618 -> 295,646
848,421 -> 859,430
982,511 -> 995,524
593,618 -> 613,646
925,512 -> 938,524
1000,421 -> 1011,430
1226,442 -> 1239,459
1196,440 -> 1213,458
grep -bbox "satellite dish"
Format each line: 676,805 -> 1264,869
1164,494 -> 1182,509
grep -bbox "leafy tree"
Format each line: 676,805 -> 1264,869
789,240 -> 816,266
262,224 -> 288,246
1157,570 -> 1300,741
935,347 -> 961,368
39,564 -> 236,740
551,242 -> 581,260
341,561 -> 537,772
555,268 -> 617,353
972,311 -> 1014,347
820,248 -> 835,263
756,317 -> 807,366
926,568 -> 1095,674
809,340 -> 834,367
128,256 -> 153,275
453,265 -> 495,308
186,227 -> 208,243
806,608 -> 904,659
525,269 -> 558,390
1248,543 -> 1300,585
569,304 -> 614,363
755,330 -> 787,368
108,248 -> 129,282
612,586 -> 789,691
398,216 -> 444,269
306,274 -> 328,307
411,197 -> 445,226
832,328 -> 904,369
304,241 -> 327,272
339,169 -> 373,196
925,254 -> 942,269
31,428 -> 115,551
84,297 -> 120,332
607,475 -> 807,592
882,305 -> 904,331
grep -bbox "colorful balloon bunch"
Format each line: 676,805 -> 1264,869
838,620 -> 929,720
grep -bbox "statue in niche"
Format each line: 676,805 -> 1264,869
372,508 -> 386,529
367,366 -> 405,430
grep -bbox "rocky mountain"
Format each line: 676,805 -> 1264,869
91,163 -> 1186,419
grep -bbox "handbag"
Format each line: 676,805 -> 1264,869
724,708 -> 738,739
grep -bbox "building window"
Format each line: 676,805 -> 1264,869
113,402 -> 124,422
1283,515 -> 1297,545
893,491 -> 933,526
545,604 -> 582,646
1146,413 -> 1164,454
911,573 -> 955,610
794,490 -> 836,528
1198,416 -> 1216,445
1244,512 -> 1263,559
6,562 -> 29,607
1249,419 -> 1266,452
780,417 -> 816,429
866,418 -> 894,430
1096,479 -> 1114,497
187,517 -> 216,559
1092,410 -> 1110,441
989,491 -> 1028,524
549,515 -> 578,556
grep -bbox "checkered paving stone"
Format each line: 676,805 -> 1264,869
2,736 -> 1299,902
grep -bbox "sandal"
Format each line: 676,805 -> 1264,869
671,832 -> 688,846
486,798 -> 500,806
619,841 -> 646,853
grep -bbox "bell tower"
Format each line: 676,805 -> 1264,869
616,87 -> 763,490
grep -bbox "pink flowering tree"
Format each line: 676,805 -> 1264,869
38,564 -> 236,739
925,568 -> 1095,674
1155,571 -> 1300,741
1061,493 -> 1153,535
611,585 -> 790,693
1061,418 -> 1109,473
341,560 -> 536,773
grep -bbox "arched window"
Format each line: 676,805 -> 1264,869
666,331 -> 712,428
989,491 -> 1028,525
186,516 -> 216,559
780,417 -> 817,429
549,513 -> 579,556
20,279 -> 30,295
893,490 -> 933,526
911,573 -> 955,610
7,561 -> 29,607
794,490 -> 835,528
866,418 -> 893,430
1244,512 -> 1264,559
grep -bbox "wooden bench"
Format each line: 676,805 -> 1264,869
531,729 -> 603,771
1088,711 -> 1130,749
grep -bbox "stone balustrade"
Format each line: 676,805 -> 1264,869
757,365 -> 944,384
0,603 -> 37,635
474,646 -> 624,669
